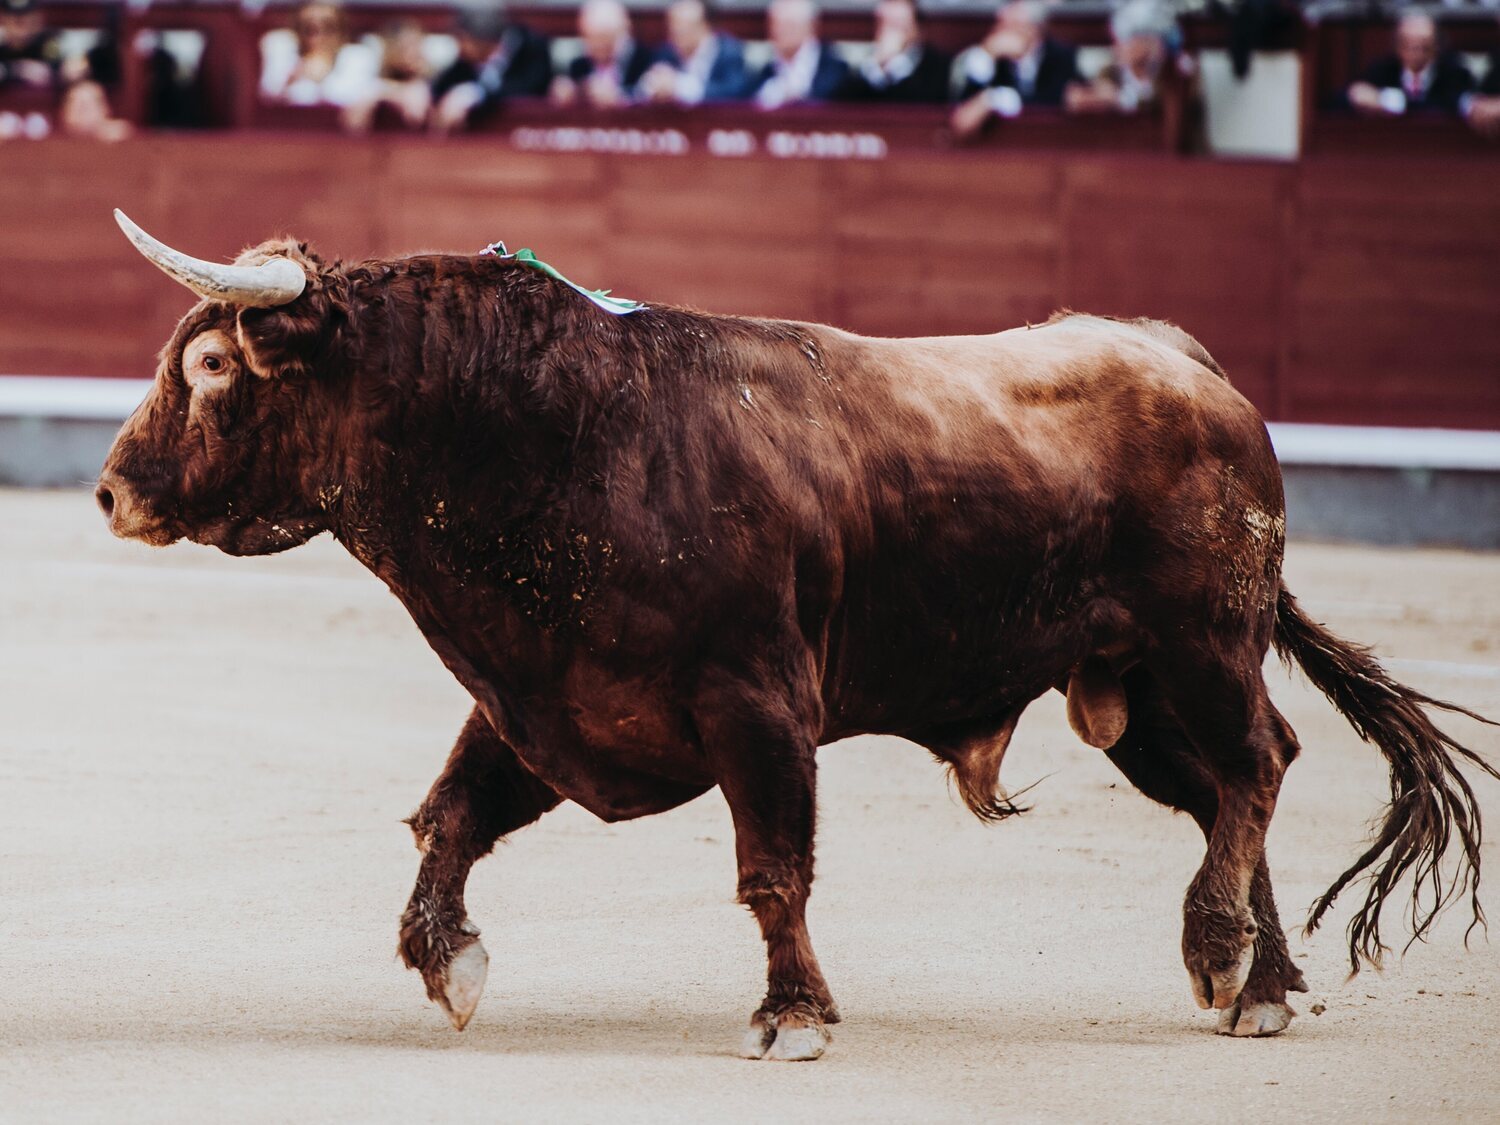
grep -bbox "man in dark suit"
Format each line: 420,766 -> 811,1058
752,0 -> 849,108
950,0 -> 1081,137
639,0 -> 751,104
1347,10 -> 1474,117
957,0 -> 1080,107
837,0 -> 951,104
431,4 -> 552,131
551,0 -> 660,108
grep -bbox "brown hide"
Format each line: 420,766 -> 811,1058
98,243 -> 1500,1028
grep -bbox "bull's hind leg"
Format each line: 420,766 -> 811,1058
400,706 -> 561,1029
1140,650 -> 1301,1024
694,664 -> 838,1062
1106,669 -> 1306,1036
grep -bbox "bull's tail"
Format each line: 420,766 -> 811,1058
1272,583 -> 1500,972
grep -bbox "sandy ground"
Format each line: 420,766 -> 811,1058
3,488 -> 1500,1123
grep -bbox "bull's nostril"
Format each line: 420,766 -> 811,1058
96,485 -> 115,519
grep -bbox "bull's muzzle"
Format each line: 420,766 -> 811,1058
96,472 -> 177,546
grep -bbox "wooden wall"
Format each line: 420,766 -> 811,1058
3,135 -> 1498,429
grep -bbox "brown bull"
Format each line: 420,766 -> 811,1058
98,211 -> 1497,1060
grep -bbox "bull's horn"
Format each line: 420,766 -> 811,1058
113,209 -> 307,308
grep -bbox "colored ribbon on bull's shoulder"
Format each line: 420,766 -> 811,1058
480,241 -> 644,317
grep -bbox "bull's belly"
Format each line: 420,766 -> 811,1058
428,576 -> 1129,820
474,636 -> 1094,820
497,716 -> 712,822
480,675 -> 714,823
417,624 -> 714,822
821,648 -> 1072,741
817,602 -> 1120,741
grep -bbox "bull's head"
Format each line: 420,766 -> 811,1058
97,211 -> 351,556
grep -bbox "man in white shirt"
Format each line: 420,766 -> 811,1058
752,0 -> 848,109
950,0 -> 1081,137
839,0 -> 951,103
259,1 -> 379,108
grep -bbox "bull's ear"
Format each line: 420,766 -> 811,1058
233,241 -> 346,380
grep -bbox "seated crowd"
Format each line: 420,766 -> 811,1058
2,0 -> 1498,140
0,0 -> 1201,139
251,0 -> 1198,135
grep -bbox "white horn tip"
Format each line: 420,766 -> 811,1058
113,209 -> 153,251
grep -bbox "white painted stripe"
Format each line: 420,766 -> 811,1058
1296,598 -> 1411,618
1295,598 -> 1477,627
1267,422 -> 1500,472
1384,658 -> 1500,683
0,376 -> 151,420
3,377 -> 1499,472
21,559 -> 369,593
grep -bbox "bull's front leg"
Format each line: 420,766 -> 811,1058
695,664 -> 839,1062
400,706 -> 561,1029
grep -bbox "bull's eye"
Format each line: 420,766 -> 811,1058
183,330 -> 238,390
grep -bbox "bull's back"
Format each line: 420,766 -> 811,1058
818,314 -> 1267,521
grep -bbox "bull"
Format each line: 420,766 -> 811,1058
97,211 -> 1497,1061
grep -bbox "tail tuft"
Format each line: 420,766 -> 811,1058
1273,584 -> 1500,972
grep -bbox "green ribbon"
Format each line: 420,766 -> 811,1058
482,241 -> 644,316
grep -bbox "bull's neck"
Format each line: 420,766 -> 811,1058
325,260 -> 642,578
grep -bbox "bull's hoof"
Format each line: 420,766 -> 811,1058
436,939 -> 489,1031
1189,955 -> 1251,1012
740,1010 -> 829,1062
1216,999 -> 1295,1038
740,1020 -> 775,1060
767,1022 -> 829,1061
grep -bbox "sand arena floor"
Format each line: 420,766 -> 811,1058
3,488 -> 1499,1122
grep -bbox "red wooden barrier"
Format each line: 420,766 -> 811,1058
1,135 -> 1496,430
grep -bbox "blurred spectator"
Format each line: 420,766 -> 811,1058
431,4 -> 552,131
639,0 -> 750,105
1347,10 -> 1474,117
1065,0 -> 1185,114
951,0 -> 1081,136
343,20 -> 432,132
550,0 -> 659,109
140,34 -> 197,128
260,1 -> 380,108
1465,40 -> 1500,137
58,78 -> 131,140
752,0 -> 849,108
60,19 -> 120,89
0,0 -> 59,89
838,0 -> 950,104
